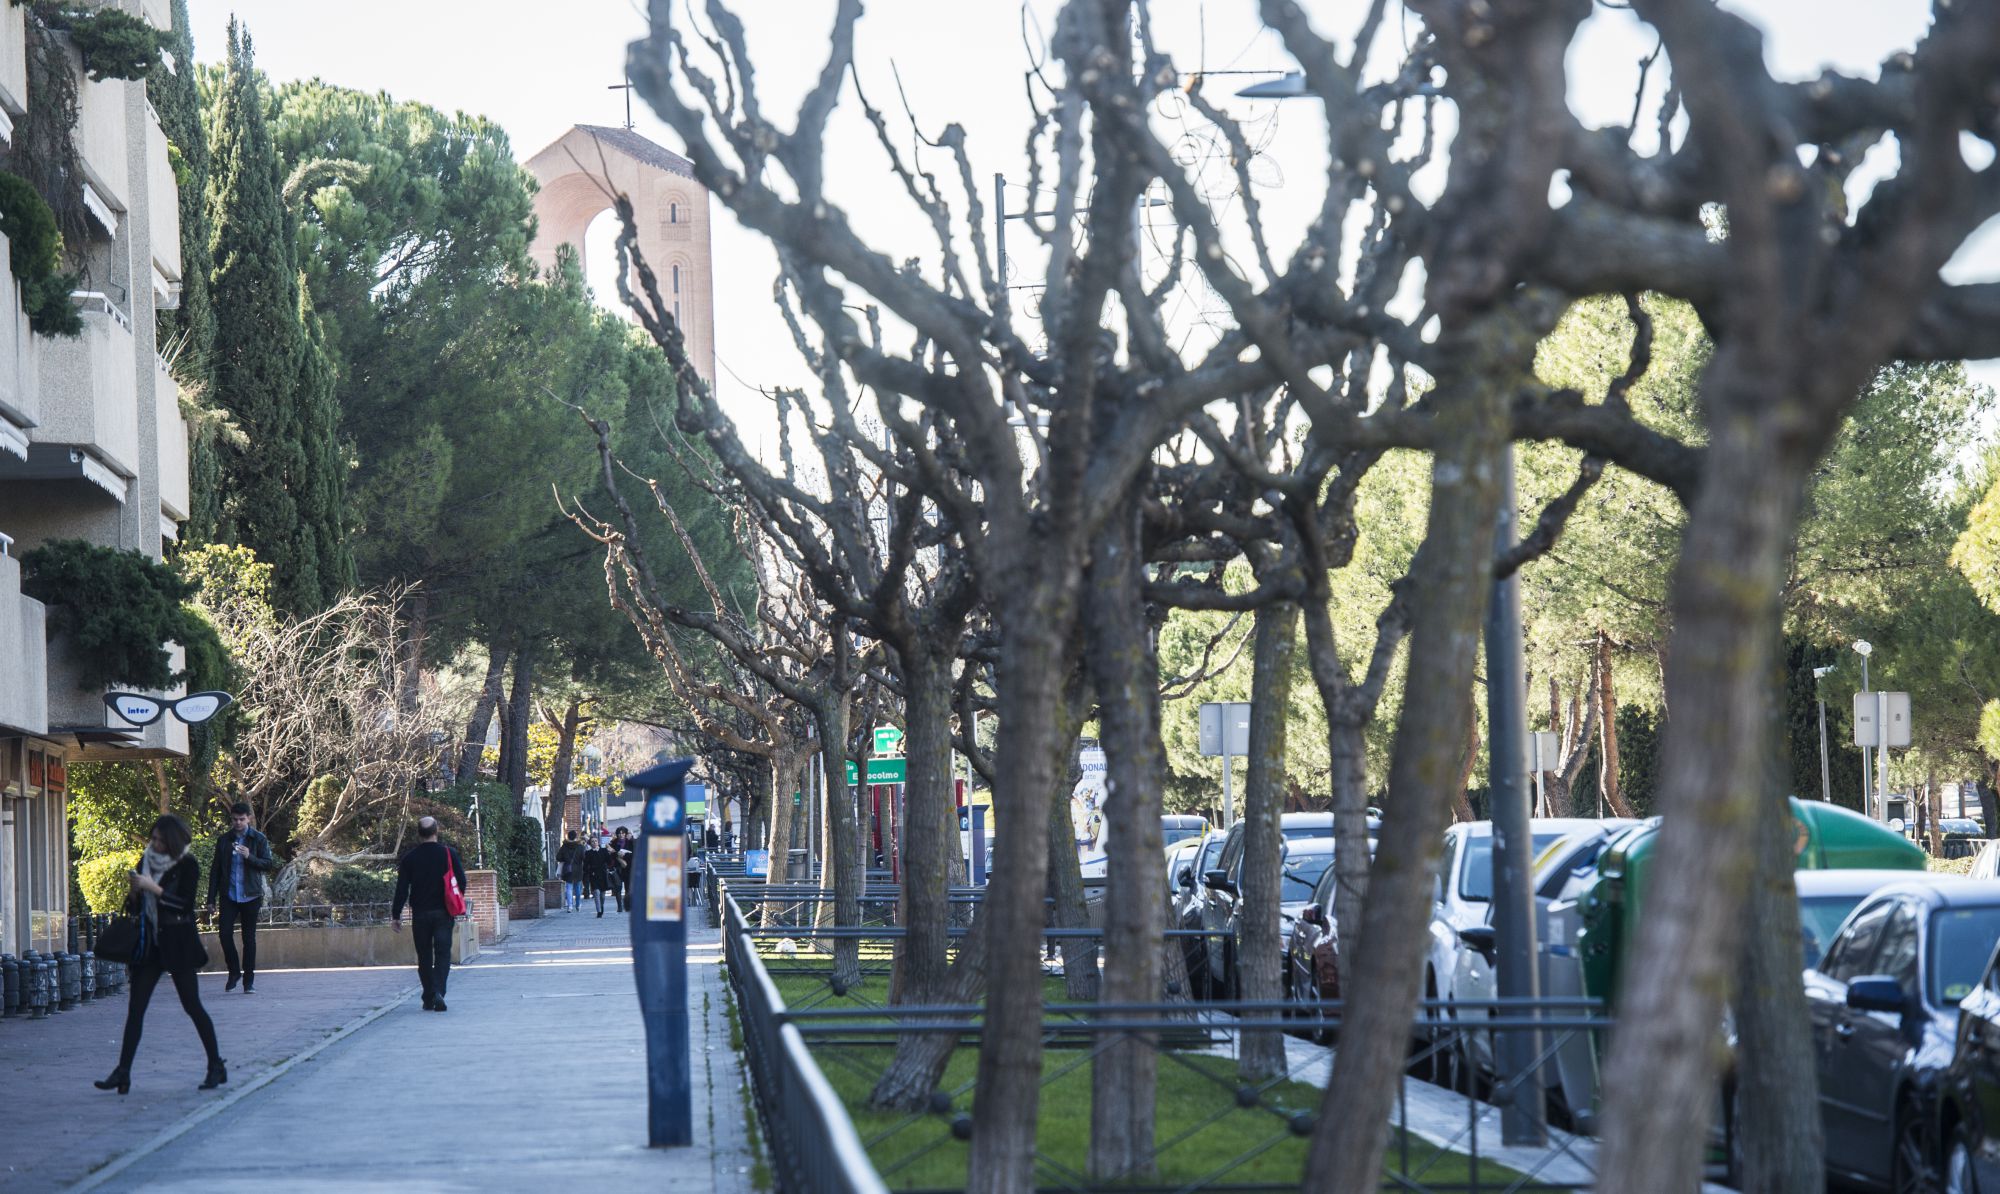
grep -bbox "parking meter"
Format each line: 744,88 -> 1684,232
625,757 -> 695,1147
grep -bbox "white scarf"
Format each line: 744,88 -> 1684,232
139,845 -> 178,930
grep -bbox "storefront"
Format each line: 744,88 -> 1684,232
0,738 -> 70,956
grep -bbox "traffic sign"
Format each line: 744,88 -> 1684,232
1853,692 -> 1913,748
845,759 -> 858,785
1198,702 -> 1251,757
874,725 -> 904,755
865,757 -> 906,784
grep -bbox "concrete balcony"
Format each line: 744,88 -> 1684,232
0,229 -> 39,432
46,634 -> 187,759
0,3 -> 26,122
141,0 -> 169,33
146,112 -> 180,288
75,71 -> 129,219
0,550 -> 49,737
157,355 -> 186,523
32,295 -> 138,479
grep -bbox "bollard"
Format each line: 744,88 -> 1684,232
27,957 -> 49,1018
58,953 -> 80,1009
80,951 -> 95,1002
1,954 -> 16,1016
625,757 -> 695,1148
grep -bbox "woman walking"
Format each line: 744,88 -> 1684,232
583,837 -> 612,917
97,814 -> 225,1094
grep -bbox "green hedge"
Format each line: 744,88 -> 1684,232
0,171 -> 80,336
77,849 -> 141,914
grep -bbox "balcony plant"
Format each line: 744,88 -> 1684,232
21,538 -> 212,691
0,171 -> 80,336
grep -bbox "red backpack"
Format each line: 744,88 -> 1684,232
443,847 -> 468,917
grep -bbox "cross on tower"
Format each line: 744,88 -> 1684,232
607,78 -> 635,131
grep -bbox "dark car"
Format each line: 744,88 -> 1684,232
1195,814 -> 1337,1000
1286,856 -> 1345,1042
1173,831 -> 1227,996
1805,879 -> 2000,1190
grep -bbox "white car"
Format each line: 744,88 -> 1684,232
1418,818 -> 1608,1086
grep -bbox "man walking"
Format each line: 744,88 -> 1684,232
392,817 -> 467,1012
205,802 -> 275,993
555,830 -> 585,912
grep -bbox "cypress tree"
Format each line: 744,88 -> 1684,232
148,0 -> 220,543
203,21 -> 345,610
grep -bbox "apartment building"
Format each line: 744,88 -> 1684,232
0,0 -> 188,956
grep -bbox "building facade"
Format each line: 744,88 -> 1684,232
524,124 -> 716,382
0,0 -> 188,956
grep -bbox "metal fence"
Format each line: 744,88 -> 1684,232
194,902 -> 398,930
720,882 -> 1625,1194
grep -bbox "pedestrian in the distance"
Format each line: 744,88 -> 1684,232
611,827 -> 634,912
96,814 -> 225,1095
555,830 -> 585,911
205,801 -> 274,993
392,816 -> 467,1012
583,837 -> 612,917
704,824 -> 720,851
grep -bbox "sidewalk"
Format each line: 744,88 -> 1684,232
2,907 -> 757,1192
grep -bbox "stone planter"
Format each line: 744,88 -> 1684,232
542,880 -> 564,909
508,886 -> 544,920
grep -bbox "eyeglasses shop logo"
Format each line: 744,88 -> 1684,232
103,690 -> 235,727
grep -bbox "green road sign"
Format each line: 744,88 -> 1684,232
865,757 -> 906,784
793,790 -> 802,806
874,725 -> 904,755
845,759 -> 858,785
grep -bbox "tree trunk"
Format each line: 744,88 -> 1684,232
1297,596 -> 1374,983
964,612 -> 1075,1193
1927,767 -> 1942,855
1048,748 -> 1100,1001
869,906 -> 993,1108
545,698 -> 583,876
766,748 -> 802,877
1454,716 -> 1480,822
1238,599 -> 1297,1083
1084,496 -> 1167,1180
1303,370 -> 1506,1194
503,641 -> 535,805
1597,631 -> 1633,817
813,685 -> 862,989
1596,422 -> 1815,1192
1733,781 -> 1823,1194
457,643 -> 507,784
398,589 -> 429,712
898,648 -> 959,1008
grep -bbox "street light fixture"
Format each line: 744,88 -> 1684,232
1811,666 -> 1834,802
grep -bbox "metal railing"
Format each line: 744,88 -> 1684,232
195,902 -> 398,930
721,880 -> 1622,1194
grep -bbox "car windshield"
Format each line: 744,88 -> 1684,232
1931,906 -> 2000,1006
1459,833 -> 1570,903
1283,851 -> 1335,902
1799,894 -> 1868,971
1163,825 -> 1205,847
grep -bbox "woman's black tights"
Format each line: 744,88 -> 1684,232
118,962 -> 220,1071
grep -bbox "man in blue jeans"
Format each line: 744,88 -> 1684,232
205,802 -> 275,993
554,829 -> 585,911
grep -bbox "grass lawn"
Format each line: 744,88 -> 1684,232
744,940 -> 1532,1190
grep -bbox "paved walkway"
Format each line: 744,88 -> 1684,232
0,908 -> 755,1192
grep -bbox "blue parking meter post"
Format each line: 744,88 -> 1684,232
625,757 -> 695,1148
971,805 -> 988,886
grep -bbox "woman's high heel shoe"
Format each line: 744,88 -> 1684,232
198,1059 -> 227,1090
94,1068 -> 130,1095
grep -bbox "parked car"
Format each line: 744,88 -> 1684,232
1939,817 -> 1990,860
1162,815 -> 1209,848
1173,831 -> 1228,996
1796,869 -> 1932,971
1804,879 -> 1999,1190
1422,818 -> 1605,1039
1286,850 -> 1364,1042
1195,813 -> 1373,1000
1938,934 -> 2000,1189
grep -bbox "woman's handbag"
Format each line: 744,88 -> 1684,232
443,848 -> 468,917
94,914 -> 143,964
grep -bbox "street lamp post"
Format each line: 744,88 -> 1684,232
1854,640 -> 1874,816
1811,666 -> 1834,803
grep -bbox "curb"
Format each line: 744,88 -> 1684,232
66,985 -> 420,1192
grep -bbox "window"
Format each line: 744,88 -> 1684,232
1930,905 -> 2000,1005
669,202 -> 679,223
1822,900 -> 1893,983
672,264 -> 681,294
1280,846 -> 1335,902
1873,904 -> 1919,1000
1458,832 -> 1572,903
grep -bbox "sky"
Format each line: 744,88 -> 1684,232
183,1 -> 2000,430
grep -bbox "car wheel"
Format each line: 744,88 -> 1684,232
1894,1095 -> 1945,1194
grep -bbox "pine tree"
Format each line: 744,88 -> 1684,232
202,21 -> 345,610
149,0 -> 220,543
